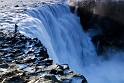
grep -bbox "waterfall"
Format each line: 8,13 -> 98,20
18,3 -> 124,83
19,3 -> 98,67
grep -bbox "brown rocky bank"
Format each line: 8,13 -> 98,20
0,30 -> 87,83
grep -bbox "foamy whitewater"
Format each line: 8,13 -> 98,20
7,3 -> 124,83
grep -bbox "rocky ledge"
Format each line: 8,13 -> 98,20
0,30 -> 87,83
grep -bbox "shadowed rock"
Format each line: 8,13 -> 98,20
77,1 -> 124,55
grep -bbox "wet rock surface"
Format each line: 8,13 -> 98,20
0,30 -> 87,83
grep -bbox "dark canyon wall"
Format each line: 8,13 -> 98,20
74,1 -> 124,55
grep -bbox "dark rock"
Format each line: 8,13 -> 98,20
0,36 -> 4,41
50,64 -> 70,75
0,49 -> 5,52
14,5 -> 19,7
0,64 -> 9,68
60,73 -> 88,83
0,32 -> 5,41
50,68 -> 63,75
34,40 -> 42,47
11,38 -> 18,44
1,44 -> 8,48
77,1 -> 124,55
56,69 -> 64,75
25,50 -> 33,54
50,69 -> 58,74
6,76 -> 24,83
38,58 -> 53,66
44,58 -> 53,66
38,49 -> 49,58
69,6 -> 75,13
24,56 -> 37,63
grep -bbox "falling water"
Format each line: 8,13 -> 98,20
17,3 -> 124,83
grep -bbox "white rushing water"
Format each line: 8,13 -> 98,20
17,3 -> 124,83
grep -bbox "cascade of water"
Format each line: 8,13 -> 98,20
19,3 -> 97,71
18,3 -> 124,83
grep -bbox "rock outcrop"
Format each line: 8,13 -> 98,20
0,30 -> 87,83
77,1 -> 124,55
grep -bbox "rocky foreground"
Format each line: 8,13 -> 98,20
0,30 -> 87,83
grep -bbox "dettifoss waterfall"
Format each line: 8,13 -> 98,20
1,2 -> 124,83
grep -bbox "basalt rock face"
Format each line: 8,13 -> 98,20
0,30 -> 87,83
77,1 -> 124,55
